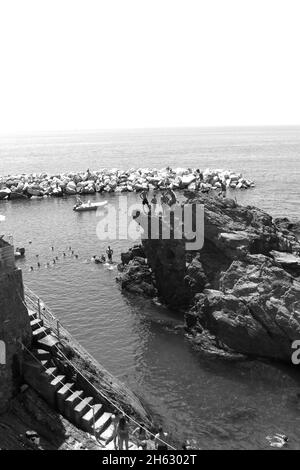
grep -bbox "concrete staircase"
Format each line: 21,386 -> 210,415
24,309 -> 114,443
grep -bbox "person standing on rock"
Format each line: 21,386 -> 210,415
132,425 -> 148,449
105,410 -> 121,449
151,192 -> 158,209
219,180 -> 227,198
155,426 -> 169,450
140,189 -> 151,213
117,414 -> 130,450
106,246 -> 113,263
167,188 -> 177,206
160,190 -> 169,206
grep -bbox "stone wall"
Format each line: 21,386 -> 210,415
0,268 -> 32,413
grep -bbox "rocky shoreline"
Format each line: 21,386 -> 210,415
0,167 -> 254,200
117,193 -> 300,363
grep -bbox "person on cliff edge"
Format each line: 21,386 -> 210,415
140,189 -> 151,213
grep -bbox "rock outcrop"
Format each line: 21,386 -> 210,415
118,193 -> 300,362
191,255 -> 300,361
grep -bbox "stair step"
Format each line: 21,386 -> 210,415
44,367 -> 57,378
57,382 -> 74,397
32,326 -> 49,341
23,360 -> 56,408
50,375 -> 66,392
41,360 -> 49,367
65,390 -> 84,420
74,397 -> 94,426
28,310 -> 38,320
94,412 -> 112,434
30,318 -> 43,331
37,334 -> 60,352
128,443 -> 139,450
98,422 -> 115,442
81,404 -> 103,431
34,348 -> 51,360
56,382 -> 74,413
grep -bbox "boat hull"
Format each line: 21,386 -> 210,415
73,201 -> 108,212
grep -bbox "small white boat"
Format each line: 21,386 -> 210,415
73,200 -> 108,212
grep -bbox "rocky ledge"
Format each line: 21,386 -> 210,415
117,193 -> 300,363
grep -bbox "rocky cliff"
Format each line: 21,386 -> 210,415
117,193 -> 300,363
0,240 -> 32,414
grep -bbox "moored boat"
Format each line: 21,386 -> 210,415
73,200 -> 108,212
0,188 -> 11,199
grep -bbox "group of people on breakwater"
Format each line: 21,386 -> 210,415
0,167 -> 255,200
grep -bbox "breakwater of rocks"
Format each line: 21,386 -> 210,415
0,167 -> 255,200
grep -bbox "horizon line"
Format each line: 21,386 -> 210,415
1,124 -> 300,138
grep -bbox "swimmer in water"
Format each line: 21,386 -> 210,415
181,440 -> 193,450
266,434 -> 288,448
35,254 -> 39,258
37,262 -> 40,268
30,266 -> 34,271
53,259 -> 56,264
55,256 -> 58,260
51,246 -> 54,251
63,252 -> 66,257
71,250 -> 74,255
75,254 -> 78,259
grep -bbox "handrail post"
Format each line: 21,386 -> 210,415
57,320 -> 60,340
93,406 -> 96,440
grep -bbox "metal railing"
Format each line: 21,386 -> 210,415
20,284 -> 176,450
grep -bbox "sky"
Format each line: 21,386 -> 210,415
0,0 -> 299,134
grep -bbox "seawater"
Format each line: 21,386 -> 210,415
1,127 -> 300,449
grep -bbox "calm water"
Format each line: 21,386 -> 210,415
1,127 -> 300,449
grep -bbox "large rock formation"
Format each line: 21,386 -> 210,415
118,193 -> 300,362
192,255 -> 300,361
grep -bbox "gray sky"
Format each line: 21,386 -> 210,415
0,0 -> 299,133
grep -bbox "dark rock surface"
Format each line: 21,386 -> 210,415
117,256 -> 157,298
118,193 -> 300,362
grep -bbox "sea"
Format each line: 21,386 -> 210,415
0,126 -> 300,449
